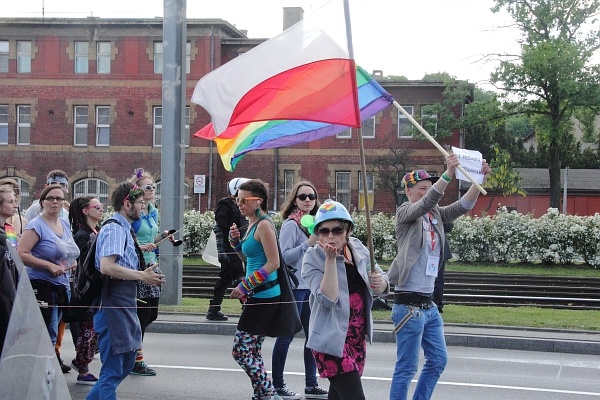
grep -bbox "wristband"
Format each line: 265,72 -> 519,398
441,173 -> 452,183
238,267 -> 269,294
232,243 -> 242,253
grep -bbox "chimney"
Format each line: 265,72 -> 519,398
283,7 -> 304,31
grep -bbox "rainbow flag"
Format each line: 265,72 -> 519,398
192,0 -> 360,137
195,66 -> 393,171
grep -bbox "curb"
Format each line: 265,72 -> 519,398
147,317 -> 600,356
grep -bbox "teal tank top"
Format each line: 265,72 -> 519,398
241,219 -> 280,298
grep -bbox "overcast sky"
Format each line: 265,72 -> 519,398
4,0 -> 521,90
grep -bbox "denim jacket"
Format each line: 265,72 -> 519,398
302,237 -> 389,358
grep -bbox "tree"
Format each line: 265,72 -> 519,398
368,137 -> 414,206
483,145 -> 527,212
574,107 -> 600,160
490,0 -> 600,208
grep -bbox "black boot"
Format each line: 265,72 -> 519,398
206,304 -> 228,321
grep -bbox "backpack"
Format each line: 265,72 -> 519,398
72,218 -> 123,308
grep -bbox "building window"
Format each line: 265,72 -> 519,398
358,172 -> 374,211
0,41 -> 9,73
153,106 -> 162,146
15,178 -> 31,211
73,178 -> 110,206
97,42 -> 111,74
335,171 -> 351,209
153,42 -> 163,74
337,128 -> 351,139
421,105 -> 438,135
153,106 -> 190,147
154,41 -> 191,74
17,41 -> 32,73
74,106 -> 88,146
74,41 -> 89,74
283,170 -> 294,201
155,181 -> 190,209
0,105 -> 8,145
96,106 -> 110,146
17,105 -> 31,145
398,105 -> 414,138
361,116 -> 375,138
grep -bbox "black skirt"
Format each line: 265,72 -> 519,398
237,295 -> 281,336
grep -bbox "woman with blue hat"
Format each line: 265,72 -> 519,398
302,200 -> 389,400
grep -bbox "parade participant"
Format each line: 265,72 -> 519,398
68,196 -> 104,385
85,182 -> 164,400
206,177 -> 248,321
229,179 -> 283,400
18,184 -> 80,373
25,169 -> 70,221
0,178 -> 28,240
272,181 -> 327,400
302,200 -> 389,400
388,153 -> 490,400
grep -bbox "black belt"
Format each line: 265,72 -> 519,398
394,293 -> 435,309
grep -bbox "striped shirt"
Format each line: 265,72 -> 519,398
95,213 -> 139,272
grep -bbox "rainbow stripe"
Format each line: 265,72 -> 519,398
195,66 -> 393,171
4,223 -> 17,248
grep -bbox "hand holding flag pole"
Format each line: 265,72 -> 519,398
394,101 -> 487,195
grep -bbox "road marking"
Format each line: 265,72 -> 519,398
151,365 -> 600,397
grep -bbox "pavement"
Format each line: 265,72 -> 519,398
148,312 -> 600,356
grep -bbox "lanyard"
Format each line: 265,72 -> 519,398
426,213 -> 436,253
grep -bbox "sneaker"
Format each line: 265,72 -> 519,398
56,354 -> 71,373
76,373 -> 98,385
131,362 -> 157,376
305,385 -> 329,399
274,386 -> 301,400
70,359 -> 80,373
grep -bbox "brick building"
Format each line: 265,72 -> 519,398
0,17 -> 463,215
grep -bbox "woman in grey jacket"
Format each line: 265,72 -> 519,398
302,200 -> 389,400
272,181 -> 328,400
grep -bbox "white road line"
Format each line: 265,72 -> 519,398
151,365 -> 600,397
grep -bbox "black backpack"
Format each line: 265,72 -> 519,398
72,218 -> 123,308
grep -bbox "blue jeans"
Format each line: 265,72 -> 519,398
272,289 -> 318,389
86,309 -> 136,400
389,304 -> 447,400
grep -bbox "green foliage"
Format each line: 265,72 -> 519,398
450,207 -> 600,266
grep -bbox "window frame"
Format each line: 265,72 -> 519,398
74,41 -> 89,74
96,41 -> 111,74
283,170 -> 294,201
361,116 -> 375,139
335,171 -> 351,209
153,105 -> 190,147
398,105 -> 414,138
0,40 -> 9,73
17,41 -> 31,73
95,106 -> 110,146
0,105 -> 8,145
154,41 -> 191,74
420,104 -> 438,136
336,128 -> 351,139
17,105 -> 31,145
74,106 -> 89,146
73,178 -> 110,206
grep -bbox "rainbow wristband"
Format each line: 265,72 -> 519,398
441,172 -> 452,183
238,267 -> 269,295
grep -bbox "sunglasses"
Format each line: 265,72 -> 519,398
236,196 -> 261,205
317,226 -> 345,236
296,193 -> 316,201
142,184 -> 156,191
86,204 -> 104,211
50,181 -> 68,188
44,196 -> 65,202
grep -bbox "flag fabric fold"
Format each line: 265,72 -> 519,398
196,66 -> 394,171
191,0 -> 359,135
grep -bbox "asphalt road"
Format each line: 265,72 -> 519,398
63,332 -> 600,400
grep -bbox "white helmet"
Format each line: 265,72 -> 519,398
227,177 -> 249,196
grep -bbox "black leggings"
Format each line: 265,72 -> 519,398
328,370 -> 365,400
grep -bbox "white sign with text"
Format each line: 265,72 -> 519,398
452,147 -> 484,184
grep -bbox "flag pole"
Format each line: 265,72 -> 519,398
343,0 -> 376,273
394,101 -> 487,195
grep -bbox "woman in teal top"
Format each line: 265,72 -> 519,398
229,179 -> 281,400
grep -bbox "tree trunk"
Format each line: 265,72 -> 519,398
548,142 -> 562,209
